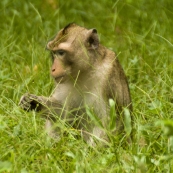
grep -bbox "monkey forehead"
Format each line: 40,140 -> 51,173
47,27 -> 88,50
52,35 -> 78,51
47,34 -> 75,50
53,42 -> 72,51
62,27 -> 88,43
51,32 -> 89,51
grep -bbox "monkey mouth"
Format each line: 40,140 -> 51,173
54,75 -> 65,82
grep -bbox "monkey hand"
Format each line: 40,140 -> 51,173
19,93 -> 44,111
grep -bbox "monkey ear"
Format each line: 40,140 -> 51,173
86,29 -> 99,49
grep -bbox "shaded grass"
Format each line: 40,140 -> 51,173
0,0 -> 173,172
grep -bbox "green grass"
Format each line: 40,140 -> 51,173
1,0 -> 173,172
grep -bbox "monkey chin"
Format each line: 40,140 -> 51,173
54,75 -> 66,83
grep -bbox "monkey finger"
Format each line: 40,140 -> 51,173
19,94 -> 31,103
19,101 -> 31,111
19,94 -> 32,107
27,94 -> 40,102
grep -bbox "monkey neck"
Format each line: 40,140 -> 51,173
95,44 -> 106,59
74,50 -> 115,91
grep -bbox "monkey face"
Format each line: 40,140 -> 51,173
49,48 -> 72,83
46,23 -> 100,83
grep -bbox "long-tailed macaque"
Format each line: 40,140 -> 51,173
19,23 -> 132,145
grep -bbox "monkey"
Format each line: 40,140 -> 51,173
19,23 -> 132,146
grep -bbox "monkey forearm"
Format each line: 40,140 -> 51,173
19,93 -> 63,115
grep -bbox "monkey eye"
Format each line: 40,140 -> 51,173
55,50 -> 65,56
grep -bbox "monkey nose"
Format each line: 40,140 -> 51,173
52,68 -> 56,72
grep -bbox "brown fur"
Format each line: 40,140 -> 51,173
19,23 -> 132,145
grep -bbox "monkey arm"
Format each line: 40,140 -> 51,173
19,93 -> 63,116
19,93 -> 48,111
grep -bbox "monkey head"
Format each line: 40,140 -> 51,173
46,23 -> 100,83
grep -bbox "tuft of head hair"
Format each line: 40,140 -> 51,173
62,23 -> 77,35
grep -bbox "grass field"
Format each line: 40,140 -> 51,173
1,0 -> 173,172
